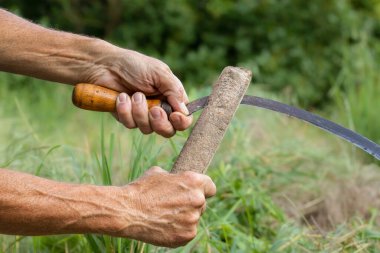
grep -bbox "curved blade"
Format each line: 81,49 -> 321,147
187,95 -> 380,160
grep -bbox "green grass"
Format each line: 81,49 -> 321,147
1,70 -> 380,252
330,33 -> 380,163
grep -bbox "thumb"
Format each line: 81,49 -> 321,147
157,70 -> 189,115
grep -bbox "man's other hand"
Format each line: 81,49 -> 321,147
113,167 -> 216,248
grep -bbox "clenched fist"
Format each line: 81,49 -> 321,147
112,167 -> 216,247
0,167 -> 216,248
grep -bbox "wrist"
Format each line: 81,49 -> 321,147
70,184 -> 130,235
99,183 -> 149,239
73,37 -> 115,82
56,35 -> 118,85
100,184 -> 137,238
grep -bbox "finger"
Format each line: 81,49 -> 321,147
132,92 -> 153,134
173,75 -> 189,103
149,106 -> 176,138
156,70 -> 189,115
169,112 -> 193,131
143,166 -> 167,176
180,172 -> 216,198
202,175 -> 217,198
116,93 -> 136,129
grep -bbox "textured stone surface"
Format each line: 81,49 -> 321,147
171,66 -> 252,174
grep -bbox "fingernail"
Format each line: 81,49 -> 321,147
150,107 -> 161,120
118,93 -> 127,103
180,102 -> 189,115
133,93 -> 143,103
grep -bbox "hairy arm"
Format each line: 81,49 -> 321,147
0,9 -> 108,85
0,169 -> 125,235
0,168 -> 216,247
0,9 -> 191,137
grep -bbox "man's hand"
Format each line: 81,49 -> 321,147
82,49 -> 193,138
0,9 -> 192,137
0,168 -> 216,248
113,167 -> 216,247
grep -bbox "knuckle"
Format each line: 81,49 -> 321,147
153,62 -> 171,78
119,120 -> 129,129
173,230 -> 195,246
187,212 -> 200,224
205,175 -> 215,187
205,176 -> 217,197
171,234 -> 186,247
192,191 -> 206,207
170,114 -> 192,132
116,113 -> 125,123
149,166 -> 163,173
140,127 -> 153,135
154,125 -> 175,138
124,121 -> 136,129
210,183 -> 217,196
166,243 -> 178,249
172,240 -> 187,248
189,228 -> 197,239
119,116 -> 136,129
181,171 -> 200,182
151,121 -> 170,132
159,130 -> 176,138
120,121 -> 130,129
173,124 -> 187,132
134,122 -> 152,135
185,228 -> 197,241
177,86 -> 185,97
156,131 -> 175,138
160,62 -> 171,73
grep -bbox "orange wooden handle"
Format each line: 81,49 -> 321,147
72,83 -> 172,114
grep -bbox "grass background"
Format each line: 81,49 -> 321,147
1,0 -> 380,252
1,67 -> 380,252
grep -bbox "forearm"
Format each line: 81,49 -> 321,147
0,169 -> 126,236
0,167 -> 215,247
0,9 -> 116,85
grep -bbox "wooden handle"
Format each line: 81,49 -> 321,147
72,83 -> 172,114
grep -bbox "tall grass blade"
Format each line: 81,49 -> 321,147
84,235 -> 104,253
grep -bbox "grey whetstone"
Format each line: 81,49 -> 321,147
171,66 -> 252,174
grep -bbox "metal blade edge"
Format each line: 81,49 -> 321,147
187,95 -> 380,160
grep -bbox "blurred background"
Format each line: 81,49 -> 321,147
1,1 -> 380,252
2,0 -> 380,107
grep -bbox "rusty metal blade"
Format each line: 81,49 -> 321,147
187,95 -> 380,160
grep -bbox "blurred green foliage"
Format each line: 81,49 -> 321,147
1,0 -> 380,107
